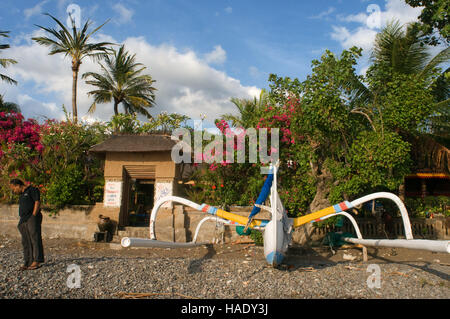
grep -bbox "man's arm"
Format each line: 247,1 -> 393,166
30,187 -> 41,216
32,200 -> 40,216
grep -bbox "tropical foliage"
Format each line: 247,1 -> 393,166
405,0 -> 449,46
83,45 -> 157,118
0,111 -> 108,208
107,112 -> 190,135
0,30 -> 17,85
32,14 -> 113,123
186,21 -> 449,218
0,95 -> 20,113
2,14 -> 448,220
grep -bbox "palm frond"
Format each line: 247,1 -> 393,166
0,73 -> 17,85
83,45 -> 156,116
420,47 -> 450,80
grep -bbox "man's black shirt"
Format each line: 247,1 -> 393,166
18,186 -> 41,224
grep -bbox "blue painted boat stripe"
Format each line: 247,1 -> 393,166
333,204 -> 342,213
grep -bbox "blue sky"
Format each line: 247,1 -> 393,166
0,0 -> 424,126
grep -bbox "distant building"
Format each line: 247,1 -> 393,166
403,136 -> 450,198
89,134 -> 191,228
404,171 -> 450,198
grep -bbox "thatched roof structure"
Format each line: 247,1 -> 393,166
89,135 -> 176,159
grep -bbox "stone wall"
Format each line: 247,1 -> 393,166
1,203 -> 448,244
0,204 -> 121,241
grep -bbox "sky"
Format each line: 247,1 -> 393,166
0,0 -> 427,128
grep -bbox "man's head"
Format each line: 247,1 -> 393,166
9,179 -> 25,194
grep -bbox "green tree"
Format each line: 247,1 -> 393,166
83,45 -> 156,118
370,20 -> 449,85
360,20 -> 449,173
141,112 -> 190,134
221,89 -> 271,128
268,46 -> 415,212
0,31 -> 17,85
107,113 -> 141,134
405,0 -> 449,46
344,20 -> 449,135
32,14 -> 113,123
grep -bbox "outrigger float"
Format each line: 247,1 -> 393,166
121,161 -> 450,266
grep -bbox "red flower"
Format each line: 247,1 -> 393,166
220,184 -> 224,188
212,185 -> 216,190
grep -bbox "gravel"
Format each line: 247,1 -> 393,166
0,236 -> 449,299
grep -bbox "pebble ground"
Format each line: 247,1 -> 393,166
0,235 -> 449,299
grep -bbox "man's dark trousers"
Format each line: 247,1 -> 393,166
17,214 -> 44,267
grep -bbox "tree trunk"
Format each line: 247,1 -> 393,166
309,171 -> 333,213
72,65 -> 79,123
113,100 -> 119,115
294,169 -> 333,247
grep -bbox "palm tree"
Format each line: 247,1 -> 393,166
32,14 -> 113,123
351,20 -> 450,174
350,20 -> 449,126
221,89 -> 270,128
0,31 -> 17,85
0,95 -> 20,113
370,20 -> 449,100
82,45 -> 157,118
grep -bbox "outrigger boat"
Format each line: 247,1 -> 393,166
121,161 -> 449,266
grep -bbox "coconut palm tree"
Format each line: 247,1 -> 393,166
221,89 -> 270,128
32,14 -> 114,123
0,31 -> 17,85
349,20 -> 449,127
352,20 -> 450,174
370,20 -> 449,99
82,45 -> 157,118
0,95 -> 20,113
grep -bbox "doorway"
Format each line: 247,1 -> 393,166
127,180 -> 155,227
119,165 -> 157,228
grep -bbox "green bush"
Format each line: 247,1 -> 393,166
405,196 -> 450,218
249,229 -> 264,246
44,164 -> 86,209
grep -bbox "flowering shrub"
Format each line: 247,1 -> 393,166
0,112 -> 107,208
0,111 -> 43,157
186,102 -> 315,216
0,112 -> 44,202
255,97 -> 315,216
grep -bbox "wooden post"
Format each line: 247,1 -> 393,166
362,246 -> 368,262
421,179 -> 427,198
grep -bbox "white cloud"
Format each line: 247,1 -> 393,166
122,37 -> 260,122
331,0 -> 423,53
337,12 -> 368,24
112,3 -> 134,25
225,7 -> 233,14
24,0 -> 49,20
204,45 -> 227,65
309,7 -> 336,20
331,25 -> 378,52
4,32 -> 260,124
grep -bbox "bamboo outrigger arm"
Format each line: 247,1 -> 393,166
121,195 -> 268,249
291,192 -> 413,240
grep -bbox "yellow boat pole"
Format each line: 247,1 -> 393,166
201,204 -> 267,228
292,201 -> 352,228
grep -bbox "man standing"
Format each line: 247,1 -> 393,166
9,179 -> 44,270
